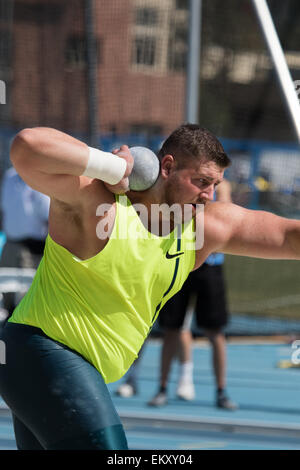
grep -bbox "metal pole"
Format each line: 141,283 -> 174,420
85,0 -> 99,147
185,0 -> 202,123
252,0 -> 300,143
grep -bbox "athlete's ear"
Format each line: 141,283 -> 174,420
161,154 -> 176,179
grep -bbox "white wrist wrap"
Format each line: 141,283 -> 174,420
82,147 -> 127,185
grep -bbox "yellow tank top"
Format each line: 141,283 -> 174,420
9,195 -> 195,383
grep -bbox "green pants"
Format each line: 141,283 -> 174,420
0,322 -> 128,450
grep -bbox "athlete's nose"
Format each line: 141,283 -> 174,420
200,185 -> 215,202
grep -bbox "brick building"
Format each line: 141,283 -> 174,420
1,0 -> 188,140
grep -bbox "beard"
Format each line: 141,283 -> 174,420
158,180 -> 202,226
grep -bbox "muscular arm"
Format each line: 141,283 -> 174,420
195,201 -> 300,268
10,127 -> 131,205
10,128 -> 90,204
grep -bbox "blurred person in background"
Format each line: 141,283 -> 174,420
0,166 -> 50,320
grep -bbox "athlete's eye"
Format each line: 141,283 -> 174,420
194,179 -> 209,187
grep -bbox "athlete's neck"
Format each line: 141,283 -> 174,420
126,186 -> 176,236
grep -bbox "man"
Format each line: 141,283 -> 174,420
1,124 -> 300,450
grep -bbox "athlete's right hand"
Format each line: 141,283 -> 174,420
104,145 -> 134,194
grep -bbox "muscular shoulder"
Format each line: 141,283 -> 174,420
202,201 -> 236,253
203,200 -> 251,250
192,201 -> 233,269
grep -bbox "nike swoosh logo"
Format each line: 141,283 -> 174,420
165,250 -> 184,259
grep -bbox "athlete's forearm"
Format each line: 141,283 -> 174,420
11,127 -> 129,188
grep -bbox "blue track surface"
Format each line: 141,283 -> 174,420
1,340 -> 300,450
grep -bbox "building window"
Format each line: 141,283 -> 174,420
65,35 -> 100,69
168,23 -> 188,71
132,36 -> 156,66
131,4 -> 161,70
135,7 -> 159,26
168,44 -> 187,71
131,2 -> 188,73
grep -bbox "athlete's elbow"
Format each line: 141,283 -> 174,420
10,128 -> 37,168
286,224 -> 300,259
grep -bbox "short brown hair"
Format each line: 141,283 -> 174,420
158,123 -> 231,169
